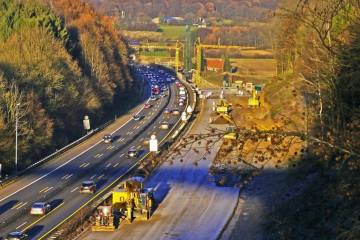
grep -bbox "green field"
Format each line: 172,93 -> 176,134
140,49 -> 170,57
158,24 -> 187,40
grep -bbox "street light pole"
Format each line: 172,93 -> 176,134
15,103 -> 20,175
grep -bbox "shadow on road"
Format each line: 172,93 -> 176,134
0,200 -> 19,215
25,225 -> 44,239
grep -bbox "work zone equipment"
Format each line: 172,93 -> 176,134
210,100 -> 235,125
91,176 -> 155,232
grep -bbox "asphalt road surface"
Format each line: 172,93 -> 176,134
82,94 -> 239,240
0,65 -> 186,239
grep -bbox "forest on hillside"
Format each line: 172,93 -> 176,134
87,0 -> 278,23
0,0 -> 135,174
266,0 -> 360,239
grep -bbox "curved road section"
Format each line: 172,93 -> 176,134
0,65 -> 186,239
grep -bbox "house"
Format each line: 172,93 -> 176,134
206,59 -> 224,72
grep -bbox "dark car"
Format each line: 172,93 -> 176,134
5,232 -> 29,240
133,114 -> 142,121
127,146 -> 139,158
80,180 -> 96,194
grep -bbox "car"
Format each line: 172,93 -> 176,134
103,134 -> 112,143
128,146 -> 139,158
179,102 -> 184,107
164,107 -> 171,114
30,202 -> 51,215
144,103 -> 151,109
179,98 -> 185,103
160,121 -> 170,130
5,232 -> 29,240
133,114 -> 141,121
80,180 -> 96,194
160,92 -> 166,98
150,95 -> 158,101
172,109 -> 180,115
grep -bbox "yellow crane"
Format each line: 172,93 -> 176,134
194,38 -> 254,87
130,41 -> 183,72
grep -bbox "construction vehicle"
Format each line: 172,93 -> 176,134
91,176 -> 155,231
215,100 -> 232,114
223,126 -> 238,141
248,88 -> 260,107
210,100 -> 235,124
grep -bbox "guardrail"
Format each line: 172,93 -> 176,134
41,72 -> 198,240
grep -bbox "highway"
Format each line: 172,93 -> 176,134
0,65 -> 185,239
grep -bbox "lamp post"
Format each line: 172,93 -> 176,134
15,103 -> 20,175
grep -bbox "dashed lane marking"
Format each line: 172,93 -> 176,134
16,221 -> 28,230
105,163 -> 112,168
97,174 -> 105,180
43,187 -> 53,193
80,162 -> 90,168
39,187 -> 51,193
113,163 -> 119,168
90,174 -> 97,180
16,202 -> 28,210
70,187 -> 78,193
106,145 -> 115,150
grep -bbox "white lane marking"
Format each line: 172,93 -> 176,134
61,174 -> 69,180
106,163 -> 112,168
16,202 -> 28,210
117,137 -> 125,143
11,202 -> 23,210
16,221 -> 28,230
106,145 -> 115,150
113,163 -> 119,168
39,187 -> 50,193
95,153 -> 103,159
0,89 -> 152,203
82,162 -> 90,168
90,174 -> 97,180
97,174 -> 105,180
119,153 -> 125,158
65,174 -> 73,180
70,187 -> 79,193
43,186 -> 53,193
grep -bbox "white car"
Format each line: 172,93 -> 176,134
103,134 -> 112,143
30,202 -> 51,215
160,121 -> 170,130
172,109 -> 180,115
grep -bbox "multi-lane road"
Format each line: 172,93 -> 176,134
0,65 -> 187,239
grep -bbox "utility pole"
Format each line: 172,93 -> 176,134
15,103 -> 20,175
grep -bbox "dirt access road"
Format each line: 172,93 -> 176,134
82,97 -> 240,240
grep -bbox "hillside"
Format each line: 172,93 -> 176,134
0,0 -> 135,174
86,0 -> 279,23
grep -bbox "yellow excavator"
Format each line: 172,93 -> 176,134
210,100 -> 235,124
248,88 -> 260,107
223,126 -> 238,141
92,176 -> 155,231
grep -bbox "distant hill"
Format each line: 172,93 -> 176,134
85,0 -> 279,23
